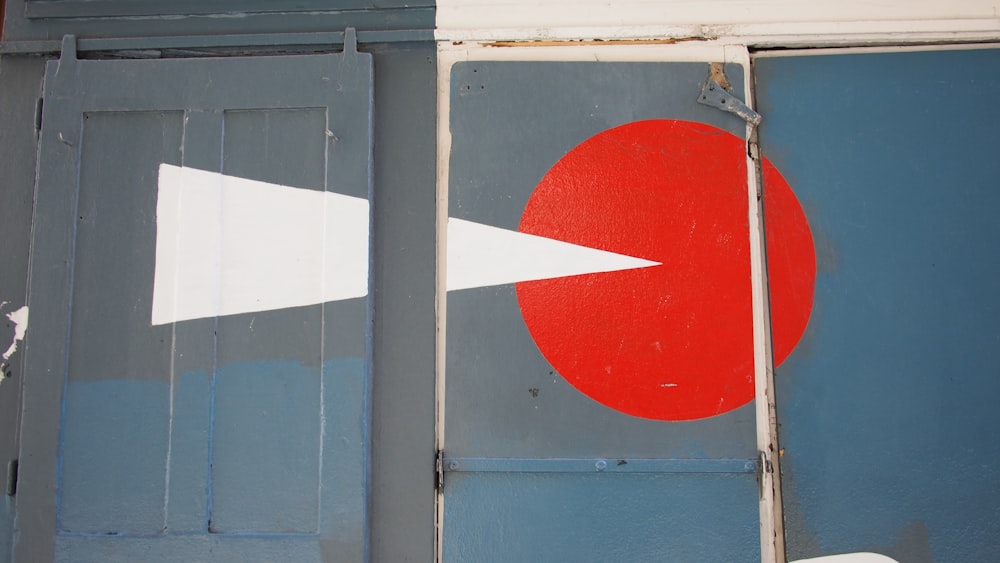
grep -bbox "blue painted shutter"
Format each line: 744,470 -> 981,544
17,37 -> 372,562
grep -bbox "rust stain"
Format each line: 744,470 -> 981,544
709,62 -> 732,91
485,36 -> 713,48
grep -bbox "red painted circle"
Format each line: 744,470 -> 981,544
516,120 -> 815,421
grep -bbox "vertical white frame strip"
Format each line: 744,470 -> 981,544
742,47 -> 784,563
434,43 -> 455,563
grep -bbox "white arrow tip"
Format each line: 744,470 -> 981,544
446,218 -> 660,292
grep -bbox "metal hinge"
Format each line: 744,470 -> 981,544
435,450 -> 444,493
749,140 -> 763,200
698,79 -> 762,125
7,459 -> 18,496
756,450 -> 773,494
34,98 -> 43,132
697,62 -> 762,126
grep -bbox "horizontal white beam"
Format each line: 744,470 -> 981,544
437,0 -> 1000,43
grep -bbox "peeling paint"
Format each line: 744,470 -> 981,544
709,61 -> 732,90
1,305 -> 29,384
485,36 -> 712,48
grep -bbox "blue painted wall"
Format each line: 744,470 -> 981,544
757,47 -> 1000,562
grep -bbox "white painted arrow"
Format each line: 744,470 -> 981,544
446,218 -> 659,291
151,164 -> 659,325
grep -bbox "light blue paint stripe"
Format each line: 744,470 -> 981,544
443,457 -> 757,474
211,360 -> 321,533
319,358 -> 367,558
56,534 -> 323,563
1,497 -> 13,562
58,380 -> 170,533
58,531 -> 317,538
165,372 -> 211,532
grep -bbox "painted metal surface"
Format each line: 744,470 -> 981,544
756,47 -> 1000,562
16,37 -> 373,561
442,57 -> 766,560
698,79 -> 762,125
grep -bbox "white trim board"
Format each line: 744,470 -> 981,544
751,41 -> 1000,57
436,0 -> 1000,44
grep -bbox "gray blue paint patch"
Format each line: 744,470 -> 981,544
1,498 -> 13,562
59,379 -> 170,533
211,360 -> 322,533
55,358 -> 367,559
55,534 -> 325,563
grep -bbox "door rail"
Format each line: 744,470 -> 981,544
442,457 -> 757,474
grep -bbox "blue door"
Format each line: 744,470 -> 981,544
757,47 -> 1000,562
17,36 -> 373,562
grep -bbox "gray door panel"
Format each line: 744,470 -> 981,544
17,38 -> 372,562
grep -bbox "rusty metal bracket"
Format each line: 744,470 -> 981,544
698,79 -> 762,126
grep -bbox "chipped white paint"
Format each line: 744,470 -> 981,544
439,40 -> 746,65
153,165 -> 660,325
791,554 -> 899,563
446,218 -> 659,291
2,305 -> 29,363
436,0 -> 1000,43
